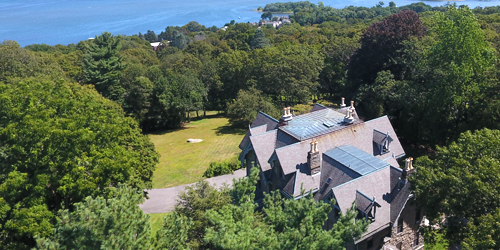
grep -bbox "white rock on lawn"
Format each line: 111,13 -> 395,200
187,139 -> 203,143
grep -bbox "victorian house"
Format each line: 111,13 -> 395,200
238,100 -> 424,250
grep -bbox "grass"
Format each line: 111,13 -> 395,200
149,213 -> 169,235
149,112 -> 246,188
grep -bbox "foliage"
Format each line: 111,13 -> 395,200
462,209 -> 500,250
227,88 -> 280,126
205,167 -> 368,249
250,29 -> 271,49
419,6 -> 496,145
203,158 -> 242,178
174,180 -> 232,248
82,32 -> 126,104
410,129 -> 500,242
35,185 -> 152,250
0,79 -> 158,249
347,10 -> 427,95
155,212 -> 192,250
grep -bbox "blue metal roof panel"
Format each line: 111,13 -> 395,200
280,109 -> 353,140
324,145 -> 389,176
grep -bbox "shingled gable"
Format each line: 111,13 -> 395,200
239,112 -> 279,150
331,167 -> 391,237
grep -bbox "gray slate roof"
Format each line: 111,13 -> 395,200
331,167 -> 391,236
373,129 -> 393,145
249,130 -> 278,172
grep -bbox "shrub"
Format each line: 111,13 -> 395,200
203,158 -> 242,178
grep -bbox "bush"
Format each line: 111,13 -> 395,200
203,158 -> 242,178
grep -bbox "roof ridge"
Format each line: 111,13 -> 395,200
258,111 -> 279,123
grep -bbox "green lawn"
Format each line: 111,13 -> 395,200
149,213 -> 169,235
149,113 -> 246,188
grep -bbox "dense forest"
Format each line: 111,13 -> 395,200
3,1 -> 500,249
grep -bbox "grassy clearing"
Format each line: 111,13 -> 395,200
149,212 -> 169,235
149,112 -> 246,188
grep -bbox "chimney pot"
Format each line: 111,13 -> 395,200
350,100 -> 355,109
341,97 -> 346,107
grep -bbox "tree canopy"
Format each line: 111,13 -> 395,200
410,128 -> 500,242
35,185 -> 152,250
0,79 -> 158,249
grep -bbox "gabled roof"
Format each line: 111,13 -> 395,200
373,129 -> 393,145
323,145 -> 389,176
251,111 -> 279,129
249,130 -> 278,172
331,167 -> 391,236
279,108 -> 361,141
356,190 -> 375,214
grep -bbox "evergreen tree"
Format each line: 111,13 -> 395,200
36,185 -> 153,250
250,29 -> 271,49
82,32 -> 126,104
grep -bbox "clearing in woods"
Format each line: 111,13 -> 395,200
149,112 -> 246,188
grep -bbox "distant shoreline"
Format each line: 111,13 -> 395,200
252,9 -> 293,14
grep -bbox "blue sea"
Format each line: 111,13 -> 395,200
1,0 -> 500,46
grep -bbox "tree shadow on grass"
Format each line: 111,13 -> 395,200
147,126 -> 190,136
214,124 -> 247,136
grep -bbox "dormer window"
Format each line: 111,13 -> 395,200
356,191 -> 381,222
373,129 -> 393,155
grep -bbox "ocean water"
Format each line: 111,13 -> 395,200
1,0 -> 500,46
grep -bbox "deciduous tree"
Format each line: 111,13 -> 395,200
0,79 -> 158,249
411,129 -> 500,242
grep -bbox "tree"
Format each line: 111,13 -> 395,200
347,10 -> 427,90
261,12 -> 273,20
35,185 -> 152,250
410,129 -> 500,242
171,31 -> 191,50
227,88 -> 280,127
0,79 -> 159,249
250,29 -> 271,49
173,180 -> 232,248
155,212 -> 192,250
205,167 -> 368,249
252,44 -> 324,105
82,32 -> 126,104
417,6 -> 496,145
462,209 -> 500,250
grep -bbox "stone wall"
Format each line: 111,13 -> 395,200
385,201 -> 424,250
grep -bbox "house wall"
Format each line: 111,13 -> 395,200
385,203 -> 424,250
269,162 -> 287,192
349,227 -> 392,250
245,150 -> 256,176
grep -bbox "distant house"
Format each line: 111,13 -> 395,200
150,42 -> 161,51
238,100 -> 424,250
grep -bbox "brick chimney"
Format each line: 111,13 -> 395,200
308,140 -> 321,174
